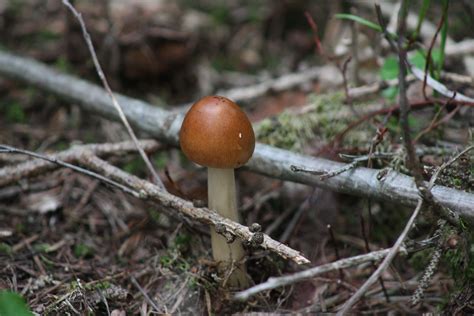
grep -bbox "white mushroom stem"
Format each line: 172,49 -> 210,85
208,167 -> 248,287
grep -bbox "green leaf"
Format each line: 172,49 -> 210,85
382,86 -> 398,101
409,50 -> 426,69
0,243 -> 12,255
431,48 -> 443,69
436,0 -> 449,79
0,291 -> 33,316
380,57 -> 399,80
412,0 -> 431,40
335,13 -> 382,32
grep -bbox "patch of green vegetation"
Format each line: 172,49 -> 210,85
2,101 -> 26,123
54,56 -> 73,73
261,55 -> 281,73
0,291 -> 33,316
379,49 -> 444,102
385,114 -> 420,139
382,86 -> 398,102
211,55 -> 238,72
444,246 -> 474,284
160,254 -> 173,268
69,279 -> 111,291
153,152 -> 168,169
73,243 -> 95,258
39,255 -> 55,269
255,92 -> 368,151
6,0 -> 23,15
123,157 -> 146,176
409,248 -> 435,271
149,208 -> 161,223
54,141 -> 69,151
36,30 -> 61,42
188,276 -> 199,290
92,281 -> 111,291
174,233 -> 191,250
0,243 -> 12,256
380,57 -> 399,81
370,203 -> 412,245
210,5 -> 231,25
177,260 -> 191,272
83,130 -> 99,143
443,225 -> 474,286
33,243 -> 50,253
15,223 -> 25,234
247,2 -> 264,24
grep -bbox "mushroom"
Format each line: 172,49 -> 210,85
179,95 -> 255,287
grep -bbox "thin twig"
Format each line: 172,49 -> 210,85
327,224 -> 344,281
428,145 -> 474,189
0,144 -> 139,197
422,5 -> 448,100
130,276 -> 161,313
413,97 -> 460,143
234,246 -> 408,301
337,3 -> 419,313
396,1 -> 425,190
337,199 -> 424,314
360,214 -> 390,303
61,0 -> 165,190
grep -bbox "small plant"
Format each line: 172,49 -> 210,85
0,291 -> 33,316
2,101 -> 26,123
73,243 -> 95,258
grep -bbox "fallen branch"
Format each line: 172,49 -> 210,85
0,51 -> 473,221
234,246 -> 406,301
0,140 -> 160,187
219,65 -> 335,102
0,142 -> 310,265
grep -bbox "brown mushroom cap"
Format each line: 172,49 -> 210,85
179,96 -> 255,169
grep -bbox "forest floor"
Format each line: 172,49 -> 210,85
0,1 -> 473,314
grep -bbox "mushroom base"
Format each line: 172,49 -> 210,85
208,167 -> 248,288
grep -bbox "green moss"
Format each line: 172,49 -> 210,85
69,280 -> 111,292
2,101 -> 26,123
73,243 -> 95,258
122,157 -> 146,176
409,248 -> 433,271
54,57 -> 73,73
443,222 -> 474,286
210,5 -> 231,25
148,208 -> 161,223
83,281 -> 111,291
153,152 -> 169,169
0,243 -> 12,255
15,223 -> 25,234
255,92 -> 371,151
174,233 -> 191,250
